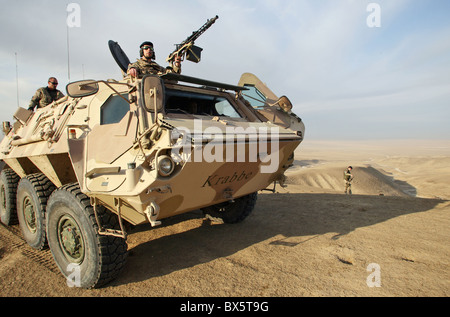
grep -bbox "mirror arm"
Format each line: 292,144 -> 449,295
77,80 -> 132,103
149,88 -> 161,127
97,81 -> 132,104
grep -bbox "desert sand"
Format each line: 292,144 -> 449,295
1,139 -> 449,298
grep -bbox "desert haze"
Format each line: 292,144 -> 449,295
1,139 -> 449,297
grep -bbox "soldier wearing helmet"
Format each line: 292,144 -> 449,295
127,41 -> 181,78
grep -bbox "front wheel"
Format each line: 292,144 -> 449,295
46,183 -> 128,288
202,192 -> 258,224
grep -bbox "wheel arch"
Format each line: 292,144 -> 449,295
3,153 -> 78,188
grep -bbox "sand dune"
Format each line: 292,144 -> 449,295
287,140 -> 450,200
286,165 -> 410,197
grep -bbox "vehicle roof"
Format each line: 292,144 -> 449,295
161,73 -> 248,92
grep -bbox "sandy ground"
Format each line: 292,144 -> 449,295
1,139 -> 449,298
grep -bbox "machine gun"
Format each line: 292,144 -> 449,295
166,15 -> 219,64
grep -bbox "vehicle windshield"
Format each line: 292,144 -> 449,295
241,85 -> 266,109
165,89 -> 242,118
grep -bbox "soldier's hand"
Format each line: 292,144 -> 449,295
174,55 -> 182,68
128,68 -> 138,78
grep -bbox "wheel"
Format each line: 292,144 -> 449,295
46,183 -> 128,288
0,169 -> 20,225
16,173 -> 56,250
202,192 -> 258,224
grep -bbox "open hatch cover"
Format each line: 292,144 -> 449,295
108,40 -> 131,73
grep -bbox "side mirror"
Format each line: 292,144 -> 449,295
66,80 -> 99,98
276,96 -> 293,113
141,75 -> 165,112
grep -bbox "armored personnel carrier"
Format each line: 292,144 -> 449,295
0,37 -> 304,288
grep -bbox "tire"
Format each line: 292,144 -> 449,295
16,173 -> 56,250
202,192 -> 258,224
46,183 -> 128,289
0,169 -> 20,226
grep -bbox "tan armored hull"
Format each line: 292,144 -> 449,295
0,72 -> 304,288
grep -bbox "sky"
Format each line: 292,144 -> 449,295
0,0 -> 449,140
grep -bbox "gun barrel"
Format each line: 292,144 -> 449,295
184,15 -> 219,45
167,15 -> 219,63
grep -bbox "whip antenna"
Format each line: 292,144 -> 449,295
15,52 -> 19,107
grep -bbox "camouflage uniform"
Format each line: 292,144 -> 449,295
344,167 -> 353,194
127,58 -> 181,78
127,40 -> 181,78
28,87 -> 65,111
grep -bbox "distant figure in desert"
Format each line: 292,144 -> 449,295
344,166 -> 353,194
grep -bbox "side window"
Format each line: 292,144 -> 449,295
101,94 -> 130,125
242,85 -> 266,109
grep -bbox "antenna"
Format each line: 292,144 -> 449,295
67,24 -> 71,82
15,52 -> 19,107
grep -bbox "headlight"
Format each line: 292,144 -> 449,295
157,155 -> 175,177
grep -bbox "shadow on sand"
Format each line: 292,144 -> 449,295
111,192 -> 444,286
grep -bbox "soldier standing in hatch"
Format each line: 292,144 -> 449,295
344,166 -> 354,194
127,41 -> 182,78
28,77 -> 65,111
